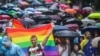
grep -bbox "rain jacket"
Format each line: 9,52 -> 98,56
2,36 -> 25,56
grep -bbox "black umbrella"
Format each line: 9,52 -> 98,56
64,19 -> 83,26
54,30 -> 80,37
34,15 -> 51,20
34,15 -> 52,24
81,26 -> 100,36
31,0 -> 42,6
53,25 -> 68,32
42,11 -> 56,15
0,21 -> 8,24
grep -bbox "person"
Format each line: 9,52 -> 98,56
2,36 -> 25,56
56,38 -> 70,56
80,31 -> 93,56
71,44 -> 85,56
28,25 -> 53,56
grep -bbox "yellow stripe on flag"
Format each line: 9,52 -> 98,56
12,34 -> 54,43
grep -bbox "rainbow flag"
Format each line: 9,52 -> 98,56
6,23 -> 58,56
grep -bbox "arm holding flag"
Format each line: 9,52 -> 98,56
41,23 -> 54,46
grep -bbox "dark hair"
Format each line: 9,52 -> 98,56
73,44 -> 81,52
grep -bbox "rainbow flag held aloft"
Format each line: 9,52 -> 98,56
6,23 -> 58,56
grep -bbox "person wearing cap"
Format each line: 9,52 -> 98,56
2,36 -> 25,56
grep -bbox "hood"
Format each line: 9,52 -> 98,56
2,36 -> 11,47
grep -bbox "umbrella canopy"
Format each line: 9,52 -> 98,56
64,9 -> 77,14
42,11 -> 55,15
6,3 -> 15,7
96,23 -> 100,28
0,20 -> 8,24
65,19 -> 83,26
81,26 -> 99,36
49,15 -> 61,20
0,10 -> 6,14
92,37 -> 100,47
34,15 -> 51,20
88,13 -> 100,19
83,7 -> 93,11
34,15 -> 52,24
31,24 -> 46,28
34,11 -> 42,16
49,3 -> 60,13
59,4 -> 70,10
38,20 -> 52,24
13,7 -> 21,11
20,19 -> 36,28
53,25 -> 68,32
31,0 -> 42,6
25,7 -> 35,12
7,10 -> 17,17
0,14 -> 11,20
24,7 -> 36,15
0,7 -> 9,14
72,5 -> 80,11
82,17 -> 96,27
20,1 -> 29,6
65,24 -> 79,31
54,30 -> 80,37
16,11 -> 24,17
49,3 -> 58,10
35,6 -> 49,12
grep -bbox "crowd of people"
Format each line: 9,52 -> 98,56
0,0 -> 100,56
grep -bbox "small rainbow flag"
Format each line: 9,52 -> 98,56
6,23 -> 58,56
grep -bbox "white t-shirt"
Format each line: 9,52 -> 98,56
57,44 -> 69,56
28,44 -> 44,56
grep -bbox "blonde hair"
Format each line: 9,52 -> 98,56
30,35 -> 37,39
